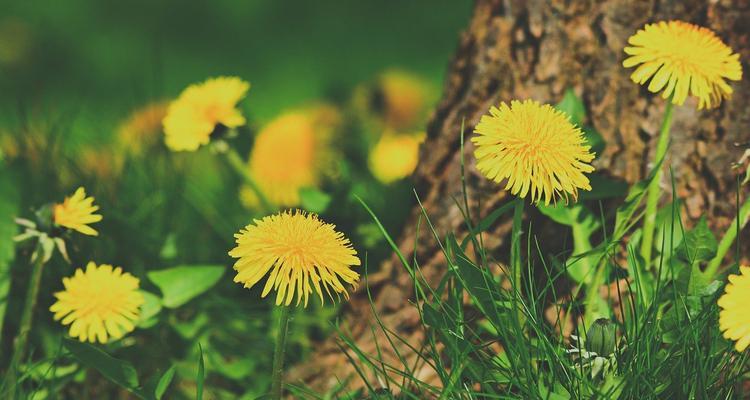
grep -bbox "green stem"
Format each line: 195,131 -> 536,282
221,145 -> 274,214
5,242 -> 46,399
571,224 -> 594,283
510,199 -> 524,322
640,100 -> 674,270
704,194 -> 750,279
270,306 -> 291,400
583,258 -> 608,325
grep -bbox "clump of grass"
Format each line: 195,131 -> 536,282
317,99 -> 749,398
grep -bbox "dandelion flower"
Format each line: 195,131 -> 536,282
719,265 -> 750,351
118,101 -> 168,154
163,76 -> 250,151
228,210 -> 360,307
247,107 -> 338,207
623,20 -> 742,109
50,262 -> 143,343
53,187 -> 102,236
472,100 -> 595,204
369,132 -> 424,184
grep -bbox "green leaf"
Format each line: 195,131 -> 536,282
675,216 -> 717,265
196,344 -> 205,400
676,263 -> 709,297
422,303 -> 450,329
537,203 -> 600,283
556,89 -> 606,159
137,291 -> 163,328
172,312 -> 210,339
447,235 -> 503,327
155,366 -> 176,400
63,339 -> 141,395
537,202 -> 596,228
356,222 -> 385,249
613,157 -> 664,241
556,88 -> 586,125
461,201 -> 515,249
159,234 -> 178,260
212,357 -> 254,380
580,173 -> 628,201
582,126 -> 605,157
299,187 -> 332,213
660,295 -> 705,343
654,199 -> 684,254
143,365 -> 176,400
147,265 -> 225,308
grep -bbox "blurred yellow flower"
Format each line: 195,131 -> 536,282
0,131 -> 18,160
623,20 -> 742,109
0,18 -> 32,67
472,100 -> 595,204
0,128 -> 47,165
53,187 -> 102,236
369,132 -> 424,184
163,76 -> 250,151
118,101 -> 168,154
246,106 -> 339,207
377,70 -> 427,130
719,265 -> 750,352
78,147 -> 120,182
50,262 -> 143,343
228,210 -> 360,307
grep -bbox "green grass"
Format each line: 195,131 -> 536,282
308,124 -> 750,399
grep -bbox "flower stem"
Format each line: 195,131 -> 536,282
704,194 -> 750,279
5,242 -> 47,398
270,305 -> 291,400
583,258 -> 608,325
639,100 -> 674,270
221,145 -> 274,214
510,199 -> 524,323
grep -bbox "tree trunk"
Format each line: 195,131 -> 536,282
289,0 -> 750,393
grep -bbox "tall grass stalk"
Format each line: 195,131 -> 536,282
220,144 -> 274,214
704,189 -> 750,279
510,198 -> 524,323
270,306 -> 291,400
324,144 -> 750,398
4,242 -> 47,399
640,100 -> 674,269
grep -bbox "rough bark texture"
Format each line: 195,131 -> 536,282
289,0 -> 750,393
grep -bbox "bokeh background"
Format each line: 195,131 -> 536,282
0,1 -> 472,398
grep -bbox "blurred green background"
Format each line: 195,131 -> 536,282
0,1 -> 471,398
0,0 -> 469,124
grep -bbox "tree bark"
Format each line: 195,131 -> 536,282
289,0 -> 750,393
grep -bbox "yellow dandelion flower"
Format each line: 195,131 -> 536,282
50,262 -> 143,343
369,132 -> 425,184
623,20 -> 742,109
719,265 -> 750,352
472,100 -> 595,204
248,107 -> 338,207
163,76 -> 250,151
117,101 -> 168,154
53,187 -> 102,236
228,210 -> 360,307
